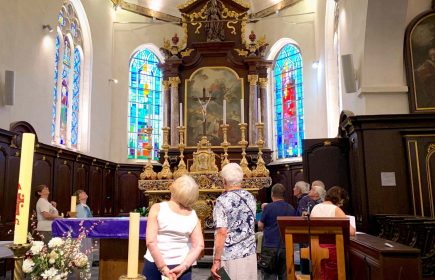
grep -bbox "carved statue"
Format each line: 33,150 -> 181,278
204,0 -> 225,42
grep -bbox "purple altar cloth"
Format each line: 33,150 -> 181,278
52,217 -> 147,239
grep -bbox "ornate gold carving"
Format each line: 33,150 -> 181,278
174,126 -> 188,178
247,75 -> 259,86
140,126 -> 157,180
180,48 -> 195,57
220,124 -> 230,168
168,76 -> 181,88
221,6 -> 246,35
259,78 -> 268,88
428,143 -> 435,153
157,127 -> 173,180
190,136 -> 219,174
181,5 -> 207,34
234,48 -> 248,57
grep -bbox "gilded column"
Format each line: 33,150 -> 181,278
259,77 -> 269,148
248,75 -> 258,146
169,76 -> 181,147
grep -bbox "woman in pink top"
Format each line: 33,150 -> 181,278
143,175 -> 204,280
310,186 -> 356,280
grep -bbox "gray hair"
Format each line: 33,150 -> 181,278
312,185 -> 326,201
170,175 -> 199,208
294,181 -> 310,194
311,180 -> 325,189
220,163 -> 243,186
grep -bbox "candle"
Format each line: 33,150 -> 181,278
223,99 -> 226,125
13,133 -> 35,244
240,99 -> 244,123
127,212 -> 140,277
70,196 -> 77,213
257,97 -> 262,123
179,103 -> 183,126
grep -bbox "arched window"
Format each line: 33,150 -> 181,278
273,43 -> 304,159
128,48 -> 162,160
51,1 -> 86,150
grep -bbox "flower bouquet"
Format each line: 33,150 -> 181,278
23,233 -> 90,280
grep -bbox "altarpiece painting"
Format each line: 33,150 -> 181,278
184,67 -> 244,147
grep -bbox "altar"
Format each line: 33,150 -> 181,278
53,218 -> 147,280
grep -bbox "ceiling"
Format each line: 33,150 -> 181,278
115,0 -> 303,21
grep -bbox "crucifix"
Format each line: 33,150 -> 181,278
196,87 -> 216,137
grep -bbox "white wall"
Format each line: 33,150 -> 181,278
0,0 -> 114,160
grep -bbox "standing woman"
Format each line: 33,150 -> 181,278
143,175 -> 204,280
35,185 -> 60,243
75,189 -> 94,269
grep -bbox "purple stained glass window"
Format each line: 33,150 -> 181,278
274,44 -> 304,159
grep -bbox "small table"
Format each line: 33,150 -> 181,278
53,217 -> 148,280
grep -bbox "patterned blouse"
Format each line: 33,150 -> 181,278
213,189 -> 257,260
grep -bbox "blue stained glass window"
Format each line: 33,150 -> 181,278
128,48 -> 162,160
60,38 -> 71,145
51,34 -> 61,140
273,44 -> 304,159
71,47 -> 81,148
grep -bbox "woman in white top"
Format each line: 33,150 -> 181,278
143,175 -> 204,280
35,185 -> 60,243
310,186 -> 356,280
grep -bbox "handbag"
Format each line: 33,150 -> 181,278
258,247 -> 278,273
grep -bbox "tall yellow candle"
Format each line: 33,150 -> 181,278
70,196 -> 77,213
13,133 -> 35,244
127,212 -> 140,277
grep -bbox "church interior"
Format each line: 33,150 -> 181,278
0,0 -> 434,279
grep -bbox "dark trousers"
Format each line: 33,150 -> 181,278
142,259 -> 192,280
261,247 -> 287,280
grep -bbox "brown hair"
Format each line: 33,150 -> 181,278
75,189 -> 85,202
325,186 -> 348,205
34,185 -> 48,198
271,183 -> 286,199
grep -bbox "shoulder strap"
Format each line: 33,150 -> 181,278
229,191 -> 255,218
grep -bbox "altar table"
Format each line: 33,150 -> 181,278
53,217 -> 148,280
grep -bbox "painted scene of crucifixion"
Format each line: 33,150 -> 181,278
185,67 -> 244,147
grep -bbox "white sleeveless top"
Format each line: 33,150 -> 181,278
310,203 -> 337,217
144,202 -> 198,265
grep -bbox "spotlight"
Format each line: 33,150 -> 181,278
312,61 -> 319,69
108,78 -> 118,84
42,24 -> 53,33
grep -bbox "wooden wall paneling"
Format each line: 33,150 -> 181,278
0,143 -> 9,239
362,130 -> 410,218
268,163 -> 303,207
73,161 -> 89,193
53,158 -> 73,215
102,167 -> 115,216
2,146 -> 20,240
89,165 -> 103,216
404,134 -> 435,218
31,154 -> 54,217
115,167 -> 144,215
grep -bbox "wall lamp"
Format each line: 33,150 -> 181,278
312,60 -> 319,69
108,78 -> 119,84
42,24 -> 53,33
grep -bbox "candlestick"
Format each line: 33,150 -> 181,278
157,127 -> 173,179
140,126 -> 157,180
127,212 -> 140,278
257,97 -> 262,123
173,125 -> 188,178
238,123 -> 251,178
14,133 -> 35,245
7,243 -> 31,280
240,99 -> 244,123
223,99 -> 226,125
220,124 -> 230,168
70,196 -> 77,213
252,122 -> 270,177
179,103 -> 183,126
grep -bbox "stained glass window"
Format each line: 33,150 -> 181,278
51,1 -> 85,150
128,48 -> 162,160
273,44 -> 304,159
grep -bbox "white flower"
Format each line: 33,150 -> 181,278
48,237 -> 64,248
30,241 -> 44,255
73,252 -> 88,268
41,267 -> 58,279
22,259 -> 35,273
